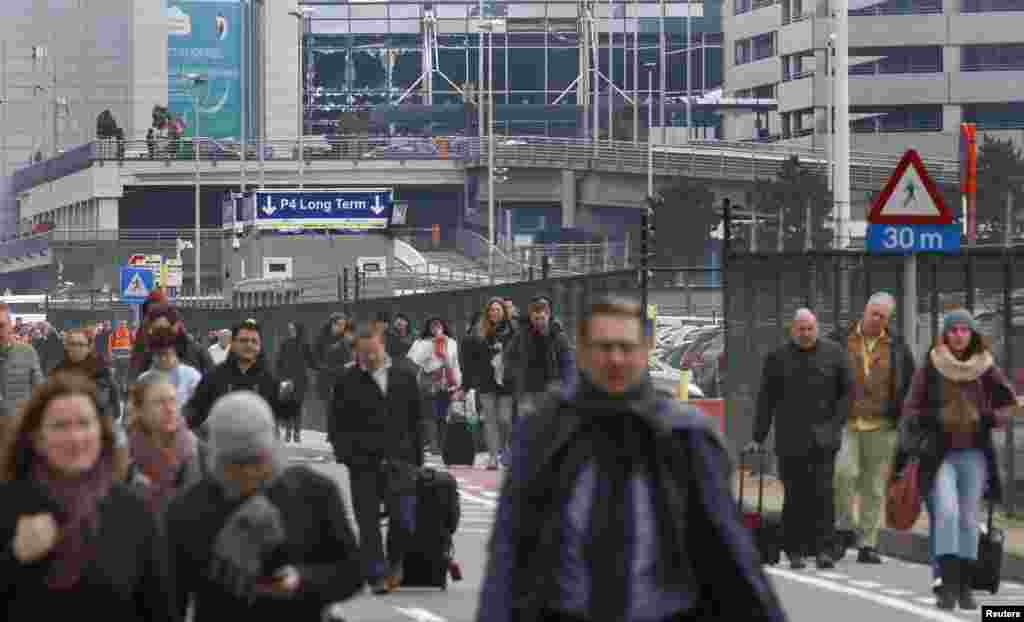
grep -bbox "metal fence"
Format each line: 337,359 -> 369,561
723,248 -> 1024,511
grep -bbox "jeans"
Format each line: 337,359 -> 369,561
349,461 -> 418,582
479,392 -> 515,462
930,448 -> 987,560
778,449 -> 838,558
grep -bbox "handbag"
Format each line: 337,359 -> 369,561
886,458 -> 922,530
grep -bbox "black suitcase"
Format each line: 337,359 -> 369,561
443,416 -> 477,467
738,448 -> 782,566
402,467 -> 461,589
972,500 -> 1003,594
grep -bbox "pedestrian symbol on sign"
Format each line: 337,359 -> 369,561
124,273 -> 150,298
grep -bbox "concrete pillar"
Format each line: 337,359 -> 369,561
943,104 -> 963,136
264,0 -> 301,140
96,198 -> 118,230
561,169 -> 576,228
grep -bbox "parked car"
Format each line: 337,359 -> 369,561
649,358 -> 705,399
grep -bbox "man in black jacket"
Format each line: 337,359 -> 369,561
330,325 -> 423,596
750,308 -> 853,571
185,318 -> 288,433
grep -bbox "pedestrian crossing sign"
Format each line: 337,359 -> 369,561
120,267 -> 155,304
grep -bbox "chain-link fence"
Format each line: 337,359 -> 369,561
723,248 -> 1024,511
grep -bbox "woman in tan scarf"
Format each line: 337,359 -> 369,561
901,308 -> 1018,610
126,371 -> 205,514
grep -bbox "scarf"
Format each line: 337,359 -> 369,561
128,419 -> 196,512
554,375 -> 693,622
52,354 -> 100,379
31,455 -> 114,590
930,344 -> 993,383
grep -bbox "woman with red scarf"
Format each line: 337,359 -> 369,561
126,371 -> 206,514
0,372 -> 174,621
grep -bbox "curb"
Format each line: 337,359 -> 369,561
749,504 -> 1024,583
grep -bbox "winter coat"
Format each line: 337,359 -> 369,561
828,322 -> 916,424
462,323 -> 515,395
165,466 -> 363,622
51,356 -> 121,423
407,336 -> 462,390
502,319 -> 574,396
0,341 -> 44,420
0,478 -> 175,622
330,362 -> 424,469
753,338 -> 853,457
477,383 -> 788,622
184,352 -> 285,431
275,337 -> 316,420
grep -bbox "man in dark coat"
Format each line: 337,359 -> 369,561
502,295 -> 575,420
478,296 -> 787,622
185,319 -> 288,434
750,308 -> 853,570
330,325 -> 423,595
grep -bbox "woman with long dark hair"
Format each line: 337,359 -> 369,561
463,298 -> 516,469
51,328 -> 122,425
276,322 -> 316,443
900,309 -> 1018,610
407,317 -> 462,454
0,372 -> 174,620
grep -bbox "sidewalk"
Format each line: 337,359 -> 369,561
734,468 -> 1024,582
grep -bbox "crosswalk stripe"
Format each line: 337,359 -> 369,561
912,597 -> 934,605
849,580 -> 883,589
816,572 -> 847,580
881,589 -> 914,597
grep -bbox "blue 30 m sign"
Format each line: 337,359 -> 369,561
866,224 -> 961,255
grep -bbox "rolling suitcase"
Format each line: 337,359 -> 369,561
443,410 -> 477,467
738,447 -> 782,565
972,500 -> 1003,594
402,467 -> 462,589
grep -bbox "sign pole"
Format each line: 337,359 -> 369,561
903,253 -> 918,356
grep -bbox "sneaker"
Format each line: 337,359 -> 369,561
384,564 -> 404,591
816,553 -> 835,570
856,547 -> 883,564
932,577 -> 942,595
371,578 -> 392,595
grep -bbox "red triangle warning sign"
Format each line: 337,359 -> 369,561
868,149 -> 953,225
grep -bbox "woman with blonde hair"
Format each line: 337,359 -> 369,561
900,309 -> 1018,610
125,371 -> 207,514
463,297 -> 516,469
0,372 -> 174,620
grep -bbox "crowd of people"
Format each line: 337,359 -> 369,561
751,292 -> 1018,611
0,286 -> 795,621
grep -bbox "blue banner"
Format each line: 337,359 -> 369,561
254,189 -> 395,231
168,0 -> 242,139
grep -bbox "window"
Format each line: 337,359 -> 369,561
961,44 -> 1024,71
850,105 -> 943,132
262,257 -> 293,279
849,46 -> 942,74
735,0 -> 753,14
734,33 -> 775,65
962,0 -> 1024,11
850,0 -> 942,15
963,103 -> 1024,129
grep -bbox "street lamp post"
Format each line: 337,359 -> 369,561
479,17 -> 502,285
181,73 -> 207,297
646,63 -> 655,197
289,7 -> 315,189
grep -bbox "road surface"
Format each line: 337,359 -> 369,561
287,433 -> 1024,622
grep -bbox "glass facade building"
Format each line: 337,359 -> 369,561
300,0 -> 724,136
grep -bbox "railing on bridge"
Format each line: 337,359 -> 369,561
13,135 -> 961,194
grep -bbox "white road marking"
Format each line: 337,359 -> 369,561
766,568 -> 963,622
816,572 -> 848,580
394,606 -> 448,622
1004,583 -> 1024,590
458,489 -> 497,508
880,589 -> 915,597
913,596 -> 936,605
848,580 -> 883,589
457,528 -> 492,534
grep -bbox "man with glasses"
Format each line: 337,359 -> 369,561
0,302 -> 43,421
185,319 -> 291,434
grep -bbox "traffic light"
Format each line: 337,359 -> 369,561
641,194 -> 661,264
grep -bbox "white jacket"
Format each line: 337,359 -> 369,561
407,336 -> 462,388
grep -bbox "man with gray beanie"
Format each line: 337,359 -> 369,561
166,391 -> 363,621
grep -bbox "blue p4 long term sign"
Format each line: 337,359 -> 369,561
253,189 -> 394,231
866,223 -> 961,254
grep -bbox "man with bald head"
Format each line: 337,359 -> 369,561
751,307 -> 853,570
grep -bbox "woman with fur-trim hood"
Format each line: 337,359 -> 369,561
898,308 -> 1018,611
